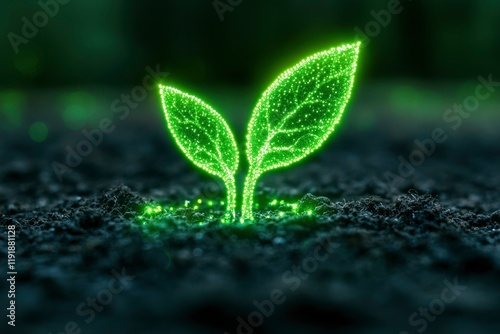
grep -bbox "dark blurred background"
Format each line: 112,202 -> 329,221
2,0 -> 500,87
0,0 -> 499,154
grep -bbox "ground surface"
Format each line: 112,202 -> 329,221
1,87 -> 499,334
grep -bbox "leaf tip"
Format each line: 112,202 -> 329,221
346,41 -> 361,52
158,84 -> 167,95
354,41 -> 362,52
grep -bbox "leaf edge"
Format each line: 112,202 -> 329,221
158,84 -> 240,180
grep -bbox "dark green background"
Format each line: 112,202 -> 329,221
1,0 -> 499,144
1,0 -> 499,88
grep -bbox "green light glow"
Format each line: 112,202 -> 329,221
59,91 -> 96,130
242,42 -> 360,221
390,85 -> 421,112
29,122 -> 49,143
137,198 -> 307,227
158,42 -> 360,223
62,105 -> 89,130
0,90 -> 25,129
159,86 -> 239,219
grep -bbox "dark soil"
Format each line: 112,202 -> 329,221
1,91 -> 499,334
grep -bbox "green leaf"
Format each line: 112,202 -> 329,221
247,42 -> 360,171
159,85 -> 239,217
242,42 -> 361,221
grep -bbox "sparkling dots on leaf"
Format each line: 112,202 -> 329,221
241,42 -> 361,221
159,85 -> 239,218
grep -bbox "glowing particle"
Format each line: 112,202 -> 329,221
29,121 -> 48,142
159,85 -> 238,219
241,42 -> 360,221
208,201 -> 213,206
307,210 -> 313,216
194,205 -> 199,210
291,203 -> 298,211
155,206 -> 162,212
184,200 -> 190,208
147,207 -> 153,214
220,201 -> 225,205
197,199 -> 202,204
279,212 -> 284,217
271,199 -> 277,206
170,207 -> 174,211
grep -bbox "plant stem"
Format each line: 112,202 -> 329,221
223,175 -> 237,221
241,168 -> 260,222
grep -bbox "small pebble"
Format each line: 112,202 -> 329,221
490,210 -> 500,223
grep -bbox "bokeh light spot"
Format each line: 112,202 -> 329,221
29,122 -> 49,143
62,104 -> 89,130
0,90 -> 25,129
59,91 -> 96,130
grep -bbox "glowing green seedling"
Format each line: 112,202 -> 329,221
159,42 -> 361,222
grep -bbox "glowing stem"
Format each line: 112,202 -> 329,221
224,175 -> 237,221
241,168 -> 260,222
